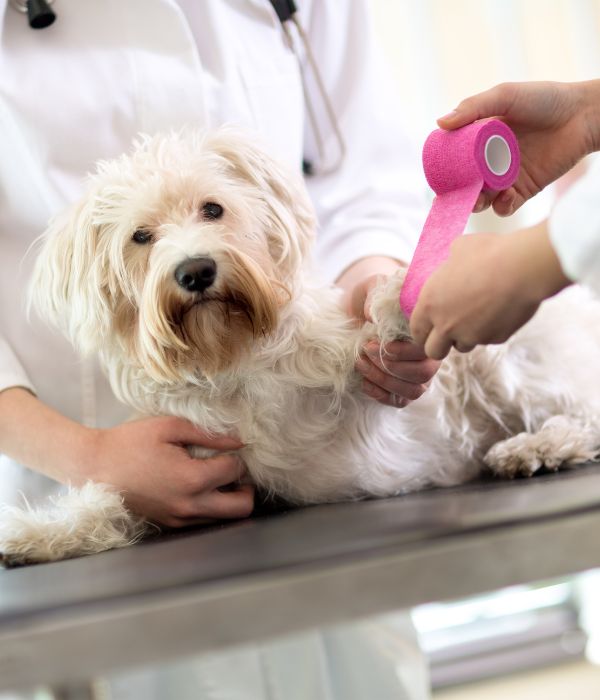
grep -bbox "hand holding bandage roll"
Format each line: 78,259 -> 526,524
400,120 -> 520,318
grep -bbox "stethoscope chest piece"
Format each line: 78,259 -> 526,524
10,0 -> 56,29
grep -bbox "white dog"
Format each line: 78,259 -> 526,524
2,129 -> 600,565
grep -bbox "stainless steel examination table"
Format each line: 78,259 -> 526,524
2,462 -> 600,695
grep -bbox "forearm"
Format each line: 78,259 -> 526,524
549,152 -> 600,295
515,220 -> 572,303
0,387 -> 93,484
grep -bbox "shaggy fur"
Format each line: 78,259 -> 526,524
2,128 -> 600,565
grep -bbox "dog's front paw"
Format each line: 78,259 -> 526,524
0,483 -> 146,566
368,269 -> 411,344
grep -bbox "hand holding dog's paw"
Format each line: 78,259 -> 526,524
356,269 -> 440,408
84,417 -> 254,528
356,341 -> 440,409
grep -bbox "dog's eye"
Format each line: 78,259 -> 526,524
202,202 -> 224,220
132,229 -> 153,244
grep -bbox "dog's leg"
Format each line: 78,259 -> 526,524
0,482 -> 146,566
484,414 -> 600,478
367,269 -> 411,341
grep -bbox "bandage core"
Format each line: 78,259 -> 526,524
484,135 -> 511,176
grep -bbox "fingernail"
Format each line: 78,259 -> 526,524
439,109 -> 458,121
497,192 -> 515,216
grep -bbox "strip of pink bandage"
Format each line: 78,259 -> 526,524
400,120 -> 520,318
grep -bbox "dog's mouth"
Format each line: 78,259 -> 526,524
172,292 -> 258,334
187,292 -> 229,308
182,290 -> 247,311
171,294 -> 222,325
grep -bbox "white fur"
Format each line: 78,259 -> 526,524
3,128 -> 600,564
0,484 -> 145,566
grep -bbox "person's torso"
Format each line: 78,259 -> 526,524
0,0 -> 305,426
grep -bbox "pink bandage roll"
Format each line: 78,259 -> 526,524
400,119 -> 520,318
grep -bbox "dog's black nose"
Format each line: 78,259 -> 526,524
174,257 -> 217,293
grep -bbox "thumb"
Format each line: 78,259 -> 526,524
159,417 -> 244,450
437,83 -> 517,130
363,275 -> 383,323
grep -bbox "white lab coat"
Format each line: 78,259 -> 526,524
0,1 -> 429,698
550,156 -> 600,295
0,0 -> 425,410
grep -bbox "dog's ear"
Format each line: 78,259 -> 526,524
28,193 -> 112,354
207,129 -> 316,277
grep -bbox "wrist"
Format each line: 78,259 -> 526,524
506,222 -> 571,304
0,387 -> 101,486
336,256 -> 405,319
63,426 -> 103,485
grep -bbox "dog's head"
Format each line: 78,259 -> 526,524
30,129 -> 315,382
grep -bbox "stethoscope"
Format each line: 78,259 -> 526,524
9,0 -> 346,176
9,0 -> 55,28
269,0 -> 346,176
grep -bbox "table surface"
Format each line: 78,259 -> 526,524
2,463 -> 600,691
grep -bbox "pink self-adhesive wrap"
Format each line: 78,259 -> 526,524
400,119 -> 520,318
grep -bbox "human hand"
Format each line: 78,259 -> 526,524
84,416 -> 253,528
355,272 -> 441,408
410,222 -> 572,359
438,80 -> 600,215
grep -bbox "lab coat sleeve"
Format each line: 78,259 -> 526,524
549,156 -> 600,295
0,336 -> 35,395
299,0 -> 426,283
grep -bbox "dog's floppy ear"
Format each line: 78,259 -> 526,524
207,129 -> 316,276
28,194 -> 112,354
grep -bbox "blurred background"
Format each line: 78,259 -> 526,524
370,1 -> 600,697
372,0 -> 600,233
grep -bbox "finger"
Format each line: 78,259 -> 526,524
492,187 -> 517,216
357,357 -> 428,401
473,192 -> 493,213
409,308 -> 434,349
437,83 -> 516,130
492,187 -> 520,217
164,485 -> 256,526
197,453 -> 247,490
162,516 -> 215,529
160,417 -> 244,450
367,341 -> 441,379
364,340 -> 427,362
362,380 -> 409,409
363,296 -> 373,323
200,484 -> 255,519
453,341 -> 476,353
424,329 -> 454,360
369,356 -> 440,384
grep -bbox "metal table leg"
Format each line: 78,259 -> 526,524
49,680 -> 107,700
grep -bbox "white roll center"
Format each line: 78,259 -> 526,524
484,135 -> 511,176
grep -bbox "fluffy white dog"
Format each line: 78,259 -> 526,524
2,129 -> 600,565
